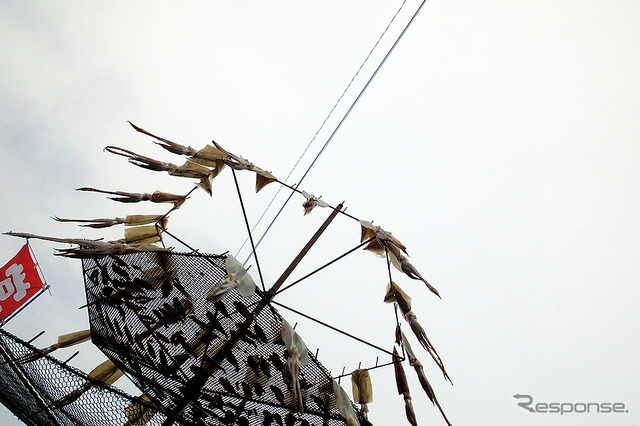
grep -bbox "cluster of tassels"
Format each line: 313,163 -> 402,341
385,281 -> 450,383
123,394 -> 157,426
300,190 -> 329,215
22,330 -> 121,409
17,329 -> 92,364
121,122 -> 278,194
54,358 -> 123,407
351,369 -> 373,418
4,123 -> 452,425
395,328 -> 452,425
385,280 -> 452,425
360,220 -> 440,298
392,347 -> 418,426
5,122 -> 281,258
281,320 -> 309,413
206,255 -> 257,303
2,232 -> 169,258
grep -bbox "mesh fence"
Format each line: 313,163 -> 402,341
0,327 -> 166,426
82,250 -> 368,426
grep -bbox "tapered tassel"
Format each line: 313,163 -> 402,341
77,187 -> 188,208
54,242 -> 168,258
105,146 -> 214,195
255,169 -> 277,192
57,329 -> 91,348
148,191 -> 187,207
52,216 -> 123,228
141,252 -> 178,292
124,225 -> 162,244
104,146 -> 173,172
168,160 -> 214,195
55,359 -> 122,407
54,383 -> 92,408
123,394 -> 157,426
393,347 -> 417,426
351,369 -> 373,418
53,215 -> 166,229
397,330 -> 453,426
3,232 -> 168,258
333,379 -> 361,426
405,312 -> 451,383
359,220 -> 408,257
206,255 -> 257,303
280,320 -> 309,412
387,248 -> 440,298
410,357 -> 453,425
301,191 -> 329,215
397,323 -> 451,385
383,281 -> 413,315
283,345 -> 304,412
386,282 -> 450,383
126,122 -> 230,182
18,329 -> 91,363
403,396 -> 418,426
190,144 -> 227,167
211,141 -> 256,171
127,121 -> 197,156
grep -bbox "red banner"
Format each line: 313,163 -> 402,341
0,245 -> 45,319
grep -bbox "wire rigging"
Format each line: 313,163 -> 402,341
236,0 -> 411,262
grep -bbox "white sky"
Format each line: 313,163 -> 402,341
1,1 -> 639,425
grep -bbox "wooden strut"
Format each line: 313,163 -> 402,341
266,203 -> 344,300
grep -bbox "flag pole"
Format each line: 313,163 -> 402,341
0,242 -> 50,327
0,284 -> 50,327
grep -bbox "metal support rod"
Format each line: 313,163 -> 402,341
271,300 -> 396,358
0,285 -> 50,327
0,334 -> 65,425
160,228 -> 201,254
277,180 -> 360,222
231,169 -> 267,292
27,330 -> 45,344
334,359 -> 404,380
266,203 -> 343,299
275,236 -> 375,296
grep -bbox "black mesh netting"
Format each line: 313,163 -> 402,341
82,250 -> 368,426
0,327 -> 165,426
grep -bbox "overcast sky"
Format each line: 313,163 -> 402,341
1,1 -> 639,425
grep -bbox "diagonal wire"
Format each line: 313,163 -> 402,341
274,237 -> 374,296
241,0 -> 429,265
272,300 -> 396,358
230,169 -> 266,292
236,0 -> 410,261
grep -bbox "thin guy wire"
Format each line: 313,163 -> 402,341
274,237 -> 375,296
271,300 -> 396,358
236,0 -> 409,260
243,0 -> 428,265
231,169 -> 267,292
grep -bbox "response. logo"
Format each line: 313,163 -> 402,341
513,394 -> 628,415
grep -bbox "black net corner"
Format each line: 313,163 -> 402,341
0,327 -> 164,426
82,250 -> 369,426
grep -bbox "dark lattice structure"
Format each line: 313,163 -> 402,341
0,327 -> 165,426
83,250 -> 367,426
